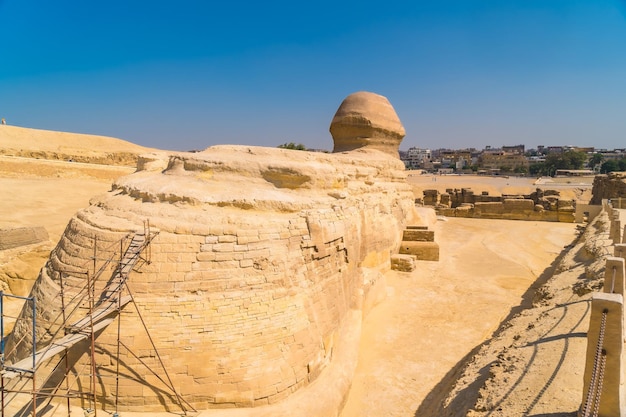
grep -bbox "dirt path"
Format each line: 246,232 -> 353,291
339,217 -> 578,417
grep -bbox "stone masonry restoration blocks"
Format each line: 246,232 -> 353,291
5,92 -> 422,412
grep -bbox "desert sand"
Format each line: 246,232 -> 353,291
0,126 -> 600,417
339,216 -> 579,417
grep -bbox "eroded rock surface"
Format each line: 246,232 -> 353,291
330,91 -> 405,157
591,171 -> 626,205
6,92 -> 419,413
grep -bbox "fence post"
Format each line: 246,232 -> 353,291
603,257 -> 626,296
580,292 -> 625,417
616,244 -> 626,260
610,211 -> 622,245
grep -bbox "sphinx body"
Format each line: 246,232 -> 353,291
6,92 -> 419,412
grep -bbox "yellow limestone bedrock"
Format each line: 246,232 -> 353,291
7,92 -> 420,412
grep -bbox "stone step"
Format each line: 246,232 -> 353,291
399,241 -> 439,261
402,229 -> 435,242
391,254 -> 417,272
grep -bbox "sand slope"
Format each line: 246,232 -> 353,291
340,218 -> 579,417
0,126 -> 143,295
0,124 -> 156,165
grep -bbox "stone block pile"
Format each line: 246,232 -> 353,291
424,187 -> 576,222
393,225 -> 440,267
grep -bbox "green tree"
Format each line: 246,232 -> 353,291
542,150 -> 586,176
529,162 -> 545,176
589,153 -> 604,169
278,142 -> 307,151
513,166 -> 528,175
600,160 -> 619,173
600,158 -> 626,173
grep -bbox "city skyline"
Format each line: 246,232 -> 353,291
2,1 -> 626,152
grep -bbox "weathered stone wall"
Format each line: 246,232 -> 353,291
425,188 -> 575,222
590,172 -> 626,205
6,92 -> 419,413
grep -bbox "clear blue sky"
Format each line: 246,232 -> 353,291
1,0 -> 625,152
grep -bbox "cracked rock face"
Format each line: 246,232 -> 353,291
591,172 -> 626,205
6,91 -> 419,412
330,91 -> 406,157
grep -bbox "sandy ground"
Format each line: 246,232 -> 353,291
0,156 -> 134,241
0,128 -> 595,416
339,217 -> 578,417
0,155 -> 135,298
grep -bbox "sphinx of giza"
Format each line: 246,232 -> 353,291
5,91 -> 422,413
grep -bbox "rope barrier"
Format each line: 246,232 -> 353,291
581,309 -> 608,417
591,350 -> 607,417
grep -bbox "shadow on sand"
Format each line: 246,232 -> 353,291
414,232 -> 582,417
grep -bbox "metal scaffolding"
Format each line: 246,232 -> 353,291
0,221 -> 192,416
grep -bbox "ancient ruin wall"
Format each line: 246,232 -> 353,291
7,92 -> 419,412
424,188 -> 576,222
591,171 -> 626,205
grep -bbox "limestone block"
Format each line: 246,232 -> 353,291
438,207 -> 457,217
503,198 -> 534,212
391,254 -> 416,272
557,210 -> 575,223
557,199 -> 575,210
402,229 -> 435,242
423,189 -> 439,206
399,241 -> 439,261
474,202 -> 504,216
453,205 -> 473,218
591,172 -> 626,205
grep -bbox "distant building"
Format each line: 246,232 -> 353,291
438,149 -> 475,170
572,147 -> 595,154
597,149 -> 626,161
478,148 -> 529,172
555,169 -> 595,177
502,144 -> 525,155
403,147 -> 432,169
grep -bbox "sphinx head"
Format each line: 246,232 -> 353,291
330,91 -> 406,158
